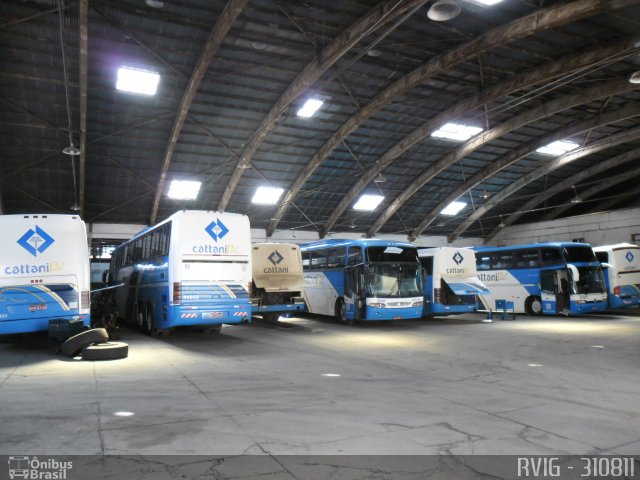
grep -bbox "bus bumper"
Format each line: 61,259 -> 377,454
608,295 -> 640,309
0,314 -> 90,335
365,305 -> 423,320
170,305 -> 251,326
569,302 -> 607,314
426,303 -> 476,316
251,302 -> 306,314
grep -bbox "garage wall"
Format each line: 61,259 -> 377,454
489,207 -> 640,247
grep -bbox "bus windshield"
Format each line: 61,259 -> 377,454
365,263 -> 422,298
366,246 -> 419,263
573,266 -> 606,294
563,246 -> 597,263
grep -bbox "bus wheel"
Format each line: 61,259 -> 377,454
526,296 -> 542,315
146,304 -> 159,337
135,303 -> 146,332
335,298 -> 353,326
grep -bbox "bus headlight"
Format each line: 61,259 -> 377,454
412,301 -> 423,308
369,302 -> 386,308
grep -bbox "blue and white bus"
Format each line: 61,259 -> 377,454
593,243 -> 640,309
418,247 -> 489,316
474,242 -> 607,315
108,210 -> 252,334
0,214 -> 91,335
300,239 -> 423,323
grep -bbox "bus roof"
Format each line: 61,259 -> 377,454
593,243 -> 638,252
473,242 -> 593,252
300,239 -> 416,250
123,210 -> 248,245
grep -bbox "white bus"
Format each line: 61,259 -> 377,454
0,214 -> 91,335
418,247 -> 489,316
108,210 -> 252,334
251,243 -> 305,321
593,243 -> 640,309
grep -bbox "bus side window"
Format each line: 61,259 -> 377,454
420,256 -> 433,275
541,248 -> 562,266
595,251 -> 608,263
476,254 -> 489,271
327,247 -> 346,269
311,250 -> 327,270
348,247 -> 362,266
302,251 -> 310,270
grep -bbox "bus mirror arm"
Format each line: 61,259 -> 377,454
567,264 -> 579,282
601,262 -> 613,269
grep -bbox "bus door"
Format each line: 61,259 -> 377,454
344,265 -> 365,320
540,269 -> 570,315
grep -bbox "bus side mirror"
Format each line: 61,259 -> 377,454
567,264 -> 579,282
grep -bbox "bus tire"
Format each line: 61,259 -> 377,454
262,313 -> 280,323
135,303 -> 146,332
526,296 -> 542,316
145,304 -> 159,337
82,342 -> 128,361
61,328 -> 109,357
335,298 -> 353,326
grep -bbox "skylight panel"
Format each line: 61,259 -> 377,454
353,194 -> 384,211
167,180 -> 201,200
432,122 -> 483,142
252,186 -> 284,205
116,67 -> 160,95
297,98 -> 324,118
441,201 -> 467,216
535,140 -> 580,156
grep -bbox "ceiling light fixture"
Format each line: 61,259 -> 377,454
498,215 -> 505,228
468,0 -> 504,5
432,122 -> 483,142
366,49 -> 382,57
570,185 -> 582,204
427,0 -> 461,21
145,0 -> 164,7
441,201 -> 466,216
481,190 -> 489,199
251,42 -> 268,50
629,71 -> 640,84
62,144 -> 81,156
373,173 -> 387,183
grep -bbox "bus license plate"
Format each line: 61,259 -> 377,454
202,312 -> 225,319
29,304 -> 47,312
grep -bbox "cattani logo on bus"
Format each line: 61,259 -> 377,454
192,219 -> 241,254
17,226 -> 55,257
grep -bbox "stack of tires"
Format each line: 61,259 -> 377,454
61,328 -> 128,360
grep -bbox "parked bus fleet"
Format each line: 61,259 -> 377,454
0,210 -> 637,336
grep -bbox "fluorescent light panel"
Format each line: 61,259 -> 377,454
297,98 -> 324,118
536,140 -> 579,156
432,122 -> 483,142
441,201 -> 466,216
353,194 -> 384,211
167,180 -> 201,200
471,0 -> 504,5
116,67 -> 160,95
252,186 -> 284,205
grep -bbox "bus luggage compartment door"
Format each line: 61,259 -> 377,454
344,265 -> 365,320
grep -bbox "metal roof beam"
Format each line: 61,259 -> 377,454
448,125 -> 640,243
149,0 -> 248,225
320,37 -> 640,238
266,0 -> 639,237
408,101 -> 640,240
541,162 -> 640,222
217,0 -> 427,212
588,186 -> 640,213
367,78 -> 636,238
78,0 -> 87,218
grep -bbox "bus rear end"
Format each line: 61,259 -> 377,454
0,215 -> 91,335
169,212 -> 252,327
595,244 -> 640,309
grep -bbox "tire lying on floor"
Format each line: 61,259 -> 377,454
81,342 -> 129,361
61,328 -> 109,356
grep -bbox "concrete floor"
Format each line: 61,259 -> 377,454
1,312 -> 639,456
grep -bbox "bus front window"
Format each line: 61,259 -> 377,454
573,266 -> 606,294
365,264 -> 422,298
